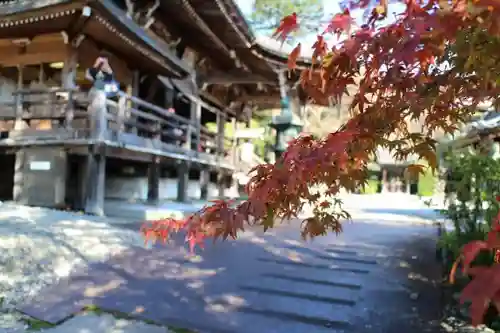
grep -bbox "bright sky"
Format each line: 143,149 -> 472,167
234,0 -> 406,50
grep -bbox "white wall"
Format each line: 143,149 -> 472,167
105,177 -> 239,201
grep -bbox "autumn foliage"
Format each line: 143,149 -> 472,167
142,0 -> 500,325
449,198 -> 500,326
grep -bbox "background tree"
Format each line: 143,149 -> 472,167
248,0 -> 325,40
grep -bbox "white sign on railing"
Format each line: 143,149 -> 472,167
29,161 -> 51,171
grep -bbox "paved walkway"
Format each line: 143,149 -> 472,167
17,203 -> 443,333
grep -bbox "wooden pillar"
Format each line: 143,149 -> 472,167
61,45 -> 78,89
217,171 -> 225,198
189,76 -> 201,152
200,168 -> 209,200
89,90 -> 108,140
216,111 -> 226,158
190,100 -> 201,151
14,65 -> 24,130
38,64 -> 45,83
75,156 -> 87,211
84,90 -> 108,216
405,170 -> 411,194
116,95 -> 127,135
177,161 -> 189,202
216,110 -> 227,199
231,117 -> 238,165
126,70 -> 140,134
62,45 -> 78,128
83,148 -> 106,216
164,87 -> 175,144
147,155 -> 160,204
165,87 -> 175,108
381,167 -> 388,193
244,104 -> 252,129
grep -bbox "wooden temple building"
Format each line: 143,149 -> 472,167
0,0 -> 309,214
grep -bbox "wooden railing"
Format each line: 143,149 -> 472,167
0,87 -> 89,134
105,92 -> 227,157
0,87 -> 231,164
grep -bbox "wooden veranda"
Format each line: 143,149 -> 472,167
0,0 -> 248,214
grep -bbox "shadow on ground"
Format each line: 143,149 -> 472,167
18,218 -> 444,333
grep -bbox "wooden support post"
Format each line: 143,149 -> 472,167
190,101 -> 201,151
190,75 -> 201,152
116,95 -> 127,137
89,91 -> 108,140
184,120 -> 192,150
216,111 -> 226,158
38,64 -> 45,83
84,90 -> 108,215
152,120 -> 162,141
62,46 -> 78,89
405,170 -> 411,194
243,104 -> 252,128
231,117 -> 238,165
381,168 -> 388,193
177,161 -> 189,202
126,70 -> 140,134
165,87 -> 175,108
200,168 -> 209,200
83,148 -> 106,216
217,171 -> 225,199
164,88 -> 175,143
75,156 -> 87,211
147,155 -> 160,204
62,45 -> 78,128
14,65 -> 24,130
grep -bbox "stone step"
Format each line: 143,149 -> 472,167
209,284 -> 355,333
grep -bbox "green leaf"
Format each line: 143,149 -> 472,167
262,206 -> 276,232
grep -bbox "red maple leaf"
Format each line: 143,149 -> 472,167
460,265 -> 500,326
272,12 -> 299,44
311,35 -> 327,66
323,9 -> 354,37
288,43 -> 301,69
461,241 -> 490,273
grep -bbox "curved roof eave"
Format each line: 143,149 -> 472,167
96,0 -> 191,78
216,0 -> 313,69
251,36 -> 313,69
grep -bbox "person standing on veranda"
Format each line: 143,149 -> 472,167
85,53 -> 119,136
85,53 -> 119,98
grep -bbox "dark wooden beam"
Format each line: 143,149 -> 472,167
83,146 -> 106,216
177,161 -> 189,202
145,76 -> 161,102
199,168 -> 209,200
217,171 -> 225,198
147,155 -> 160,204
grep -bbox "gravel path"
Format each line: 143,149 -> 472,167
0,202 -> 154,332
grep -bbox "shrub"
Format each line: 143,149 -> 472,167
361,179 -> 379,194
418,167 -> 436,197
445,152 -> 500,326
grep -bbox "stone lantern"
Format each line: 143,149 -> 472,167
269,69 -> 303,159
